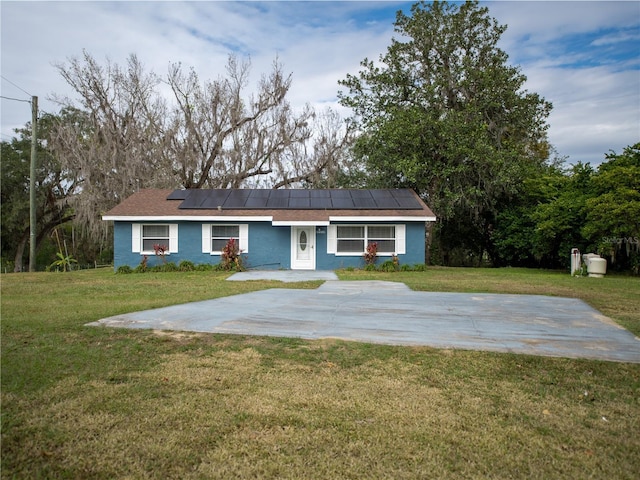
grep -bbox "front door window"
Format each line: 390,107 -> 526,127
297,229 -> 310,260
299,230 -> 308,251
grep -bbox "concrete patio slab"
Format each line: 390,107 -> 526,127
227,270 -> 338,282
87,280 -> 640,363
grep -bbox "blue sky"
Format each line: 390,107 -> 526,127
1,1 -> 638,166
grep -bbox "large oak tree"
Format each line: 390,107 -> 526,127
52,51 -> 351,241
338,0 -> 552,264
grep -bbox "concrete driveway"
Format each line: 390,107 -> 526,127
88,278 -> 640,363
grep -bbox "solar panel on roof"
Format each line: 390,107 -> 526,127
371,190 -> 397,202
268,190 -> 291,204
180,189 -> 220,208
289,197 -> 311,208
198,191 -> 229,209
289,190 -> 310,198
309,197 -> 332,208
266,196 -> 289,208
368,190 -> 400,208
310,190 -> 331,198
354,197 -> 377,208
244,197 -> 269,208
167,190 -> 189,200
249,189 -> 271,197
329,189 -> 350,198
390,189 -> 422,208
175,188 -> 424,210
229,189 -> 251,198
223,190 -> 251,208
396,196 -> 422,208
331,197 -> 355,209
391,189 -> 414,198
350,189 -> 371,198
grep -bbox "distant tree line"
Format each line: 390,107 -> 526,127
2,1 -> 638,273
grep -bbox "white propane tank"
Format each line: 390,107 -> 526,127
571,248 -> 581,276
587,257 -> 607,278
582,253 -> 600,269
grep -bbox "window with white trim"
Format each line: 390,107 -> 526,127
367,226 -> 396,253
202,224 -> 249,255
142,225 -> 170,252
132,224 -> 178,254
212,225 -> 239,253
329,224 -> 405,255
337,226 -> 365,253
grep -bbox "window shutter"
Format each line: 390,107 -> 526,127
202,224 -> 211,253
239,224 -> 249,252
132,224 -> 141,253
169,224 -> 178,253
327,225 -> 337,254
395,224 -> 406,254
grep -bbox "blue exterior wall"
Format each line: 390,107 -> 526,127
314,222 -> 425,270
113,222 -> 133,268
112,220 -> 426,270
246,223 -> 291,269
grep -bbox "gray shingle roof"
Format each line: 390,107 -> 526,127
103,189 -> 436,222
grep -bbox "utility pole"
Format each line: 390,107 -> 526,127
29,96 -> 38,272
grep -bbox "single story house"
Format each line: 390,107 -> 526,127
102,188 -> 436,270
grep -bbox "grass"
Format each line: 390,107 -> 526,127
2,267 -> 639,479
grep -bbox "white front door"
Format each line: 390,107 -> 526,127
291,226 -> 315,270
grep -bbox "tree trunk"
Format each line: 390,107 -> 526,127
425,222 -> 435,265
13,232 -> 28,272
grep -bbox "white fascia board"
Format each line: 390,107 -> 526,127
329,216 -> 437,222
102,215 -> 273,222
271,220 -> 330,226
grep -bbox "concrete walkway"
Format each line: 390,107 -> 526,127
227,270 -> 338,282
87,279 -> 640,363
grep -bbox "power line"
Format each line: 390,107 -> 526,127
0,95 -> 32,104
1,75 -> 32,98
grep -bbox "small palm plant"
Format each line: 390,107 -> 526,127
47,227 -> 78,272
47,252 -> 78,272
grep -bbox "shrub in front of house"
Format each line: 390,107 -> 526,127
220,238 -> 245,272
114,262 -> 223,274
149,262 -> 179,273
363,242 -> 378,266
178,260 -> 196,271
195,263 -> 215,271
379,260 -> 398,272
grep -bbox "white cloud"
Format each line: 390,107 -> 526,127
591,30 -> 640,47
521,60 -> 639,162
489,1 -> 640,163
2,0 -> 638,165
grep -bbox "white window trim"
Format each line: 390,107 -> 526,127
132,224 -> 178,255
202,224 -> 248,255
327,224 -> 405,256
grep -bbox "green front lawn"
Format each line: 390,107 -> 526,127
2,268 -> 639,479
